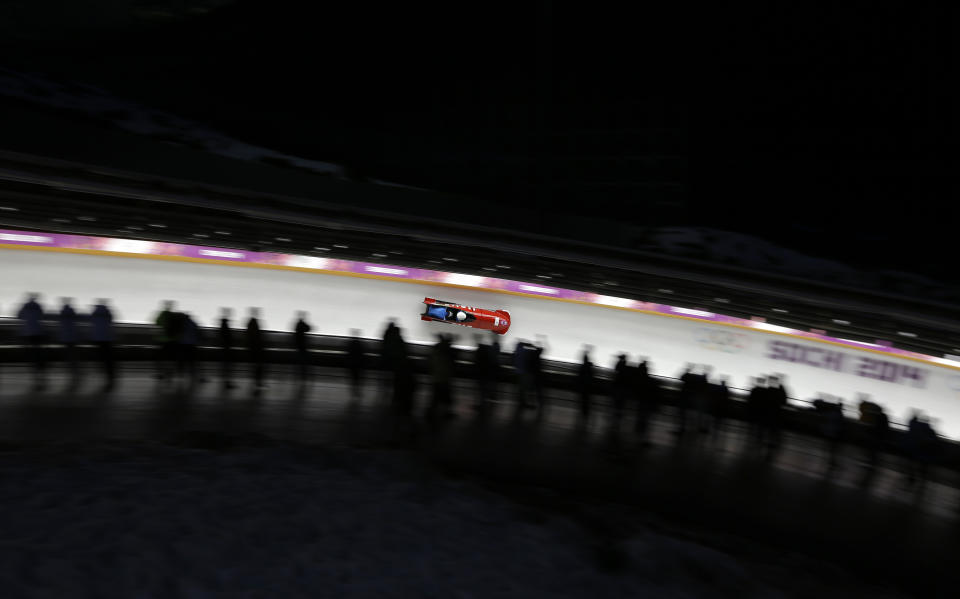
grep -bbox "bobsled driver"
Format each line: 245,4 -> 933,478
426,305 -> 467,322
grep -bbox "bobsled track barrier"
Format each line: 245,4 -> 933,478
1,227 -> 960,438
4,231 -> 960,594
0,329 -> 959,595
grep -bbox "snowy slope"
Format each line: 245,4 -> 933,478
0,68 -> 344,177
634,226 -> 955,302
0,68 -> 952,303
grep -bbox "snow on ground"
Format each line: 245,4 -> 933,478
0,68 -> 950,303
0,439 -> 904,598
633,226 -> 955,302
0,68 -> 345,178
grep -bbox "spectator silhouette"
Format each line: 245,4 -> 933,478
905,410 -> 939,488
675,363 -> 696,436
693,365 -> 713,434
155,300 -> 179,382
246,308 -> 266,393
17,292 -> 47,390
577,346 -> 595,425
747,376 -> 767,445
488,335 -> 501,401
381,319 -> 403,373
293,311 -> 312,382
473,334 -> 492,410
710,376 -> 731,441
388,324 -> 410,405
612,354 -> 630,424
764,374 -> 789,453
531,335 -> 547,412
177,312 -> 202,385
814,396 -> 844,472
346,329 -> 365,399
858,395 -> 889,469
219,308 -> 235,389
513,340 -> 536,410
640,361 -> 662,444
380,319 -> 404,397
89,299 -> 116,390
58,297 -> 80,378
428,333 -> 456,421
633,358 -> 655,441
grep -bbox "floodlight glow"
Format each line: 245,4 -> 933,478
198,249 -> 245,259
366,266 -> 408,275
519,284 -> 558,295
445,273 -> 484,287
104,239 -> 154,254
596,295 -> 634,308
285,256 -> 328,269
674,307 -> 714,318
0,233 -> 52,243
753,322 -> 794,334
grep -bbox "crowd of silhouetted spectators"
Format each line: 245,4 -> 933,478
2,292 -> 948,488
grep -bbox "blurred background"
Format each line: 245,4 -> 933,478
0,2 -> 958,597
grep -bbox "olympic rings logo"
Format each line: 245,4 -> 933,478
696,328 -> 749,354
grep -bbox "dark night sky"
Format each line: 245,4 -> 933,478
1,2 -> 957,280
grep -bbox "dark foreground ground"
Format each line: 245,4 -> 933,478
0,363 -> 957,597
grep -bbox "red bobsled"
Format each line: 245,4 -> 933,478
420,297 -> 511,335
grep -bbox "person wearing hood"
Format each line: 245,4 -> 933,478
218,308 -> 235,389
246,308 -> 266,393
178,312 -> 203,385
577,346 -> 595,425
154,300 -> 180,382
612,353 -> 630,423
18,292 -> 48,389
89,299 -> 116,390
58,297 -> 80,378
293,311 -> 312,383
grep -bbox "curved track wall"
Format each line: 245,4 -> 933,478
1,243 -> 959,437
